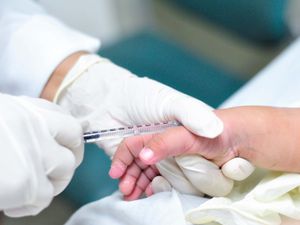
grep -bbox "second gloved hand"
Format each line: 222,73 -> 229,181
0,94 -> 83,217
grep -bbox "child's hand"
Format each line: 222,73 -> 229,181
109,126 -> 237,200
109,135 -> 160,200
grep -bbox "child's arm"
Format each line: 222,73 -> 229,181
110,106 -> 300,200
134,106 -> 300,172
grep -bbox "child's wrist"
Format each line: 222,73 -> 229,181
214,106 -> 270,163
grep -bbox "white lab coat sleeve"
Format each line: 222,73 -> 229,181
0,0 -> 100,97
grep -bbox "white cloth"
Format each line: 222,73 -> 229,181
66,190 -> 208,225
0,0 -> 100,97
186,170 -> 300,225
65,37 -> 300,225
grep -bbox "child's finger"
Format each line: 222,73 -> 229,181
119,162 -> 142,195
124,186 -> 143,201
145,183 -> 153,197
109,134 -> 153,179
134,157 -> 159,180
124,173 -> 151,201
119,162 -> 158,197
143,166 -> 160,181
138,127 -> 201,165
134,157 -> 151,170
136,172 -> 151,193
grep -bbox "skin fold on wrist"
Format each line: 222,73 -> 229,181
40,51 -> 88,101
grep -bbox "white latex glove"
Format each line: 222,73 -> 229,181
54,54 -> 223,156
0,94 -> 83,217
54,54 -> 254,197
153,157 -> 255,197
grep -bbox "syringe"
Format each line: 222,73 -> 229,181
83,121 -> 180,143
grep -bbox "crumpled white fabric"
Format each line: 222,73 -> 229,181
185,169 -> 300,225
65,170 -> 300,225
65,190 -> 208,225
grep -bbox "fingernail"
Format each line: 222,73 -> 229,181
139,148 -> 154,162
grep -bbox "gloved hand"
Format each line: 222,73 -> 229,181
54,54 -> 224,157
0,94 -> 83,217
55,54 -> 254,198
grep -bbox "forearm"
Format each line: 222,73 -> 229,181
216,106 -> 300,172
40,52 -> 87,101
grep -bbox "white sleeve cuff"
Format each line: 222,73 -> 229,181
0,12 -> 100,97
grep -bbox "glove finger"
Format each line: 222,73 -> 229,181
45,111 -> 84,167
43,143 -> 77,196
4,204 -> 48,217
221,158 -> 255,181
13,96 -> 83,167
175,155 -> 233,197
3,173 -> 54,217
169,96 -> 223,138
156,158 -> 204,196
151,176 -> 172,194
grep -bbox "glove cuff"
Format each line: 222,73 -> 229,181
53,54 -> 107,103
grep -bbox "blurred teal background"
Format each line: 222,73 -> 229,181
171,0 -> 288,43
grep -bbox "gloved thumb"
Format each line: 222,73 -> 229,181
221,158 -> 255,181
151,176 -> 172,194
156,158 -> 204,196
175,155 -> 233,196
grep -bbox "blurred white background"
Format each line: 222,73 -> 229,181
36,0 -> 287,77
37,0 -> 154,46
